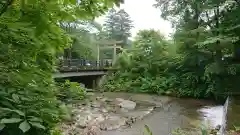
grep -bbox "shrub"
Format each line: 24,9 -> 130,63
57,80 -> 87,103
0,67 -> 65,135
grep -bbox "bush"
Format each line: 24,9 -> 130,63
57,80 -> 87,103
0,67 -> 65,135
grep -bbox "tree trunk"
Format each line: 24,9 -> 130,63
215,6 -> 222,65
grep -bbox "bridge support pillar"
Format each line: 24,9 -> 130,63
92,79 -> 96,89
54,74 -> 107,90
92,76 -> 101,90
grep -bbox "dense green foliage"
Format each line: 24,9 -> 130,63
60,21 -> 104,60
101,30 -> 177,95
0,0 -> 121,135
155,0 -> 240,99
101,0 -> 240,100
57,80 -> 86,103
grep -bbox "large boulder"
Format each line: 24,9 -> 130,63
116,98 -> 136,110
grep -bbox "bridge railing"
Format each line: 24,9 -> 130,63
57,59 -> 113,72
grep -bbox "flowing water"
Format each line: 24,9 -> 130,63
94,92 -> 240,135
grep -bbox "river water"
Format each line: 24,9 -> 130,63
98,92 -> 225,135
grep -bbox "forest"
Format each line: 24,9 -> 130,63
102,0 -> 240,100
0,0 -> 239,135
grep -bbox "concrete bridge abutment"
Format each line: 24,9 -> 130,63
55,75 -> 103,90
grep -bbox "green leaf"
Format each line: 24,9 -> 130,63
234,125 -> 240,131
29,122 -> 46,130
1,118 -> 22,124
12,110 -> 25,116
12,94 -> 20,102
0,123 -> 5,130
144,125 -> 153,135
201,128 -> 208,135
70,0 -> 77,4
28,116 -> 43,122
0,101 -> 14,108
0,108 -> 25,116
19,121 -> 31,133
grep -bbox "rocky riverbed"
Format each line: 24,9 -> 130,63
58,92 -> 230,135
59,92 -> 170,135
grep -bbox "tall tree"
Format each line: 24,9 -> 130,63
103,8 -> 119,40
101,8 -> 133,59
103,8 -> 133,47
115,9 -> 134,46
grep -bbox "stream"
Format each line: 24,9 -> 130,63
101,93 -> 223,135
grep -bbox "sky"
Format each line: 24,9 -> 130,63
96,0 -> 173,39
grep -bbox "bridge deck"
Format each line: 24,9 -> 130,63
54,59 -> 116,78
53,71 -> 107,78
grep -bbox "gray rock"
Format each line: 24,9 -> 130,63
83,125 -> 102,135
115,98 -> 125,102
75,112 -> 106,129
155,103 -> 163,108
105,98 -> 113,103
76,116 -> 89,128
90,114 -> 105,124
96,96 -> 103,100
101,108 -> 108,113
99,97 -> 108,102
118,100 -> 136,110
124,107 -> 154,121
91,102 -> 101,108
99,116 -> 126,131
92,108 -> 100,113
119,108 -> 129,113
60,123 -> 84,135
86,92 -> 95,96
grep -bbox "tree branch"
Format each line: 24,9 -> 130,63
0,0 -> 14,16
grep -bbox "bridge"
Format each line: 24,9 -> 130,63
53,58 -> 116,89
54,58 -> 114,78
54,40 -> 122,88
